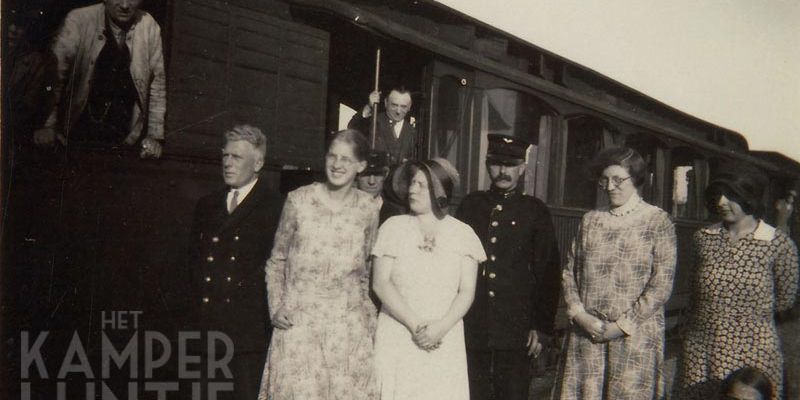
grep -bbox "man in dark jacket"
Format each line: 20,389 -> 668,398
456,134 -> 561,400
348,88 -> 416,166
189,125 -> 283,399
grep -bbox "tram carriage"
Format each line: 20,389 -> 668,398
162,0 -> 800,328
3,0 -> 800,384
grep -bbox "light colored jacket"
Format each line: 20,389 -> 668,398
45,3 -> 166,143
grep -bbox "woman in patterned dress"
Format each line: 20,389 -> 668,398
553,147 -> 677,400
675,165 -> 798,400
372,158 -> 485,400
258,129 -> 380,400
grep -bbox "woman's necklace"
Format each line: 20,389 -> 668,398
416,216 -> 440,253
609,198 -> 643,217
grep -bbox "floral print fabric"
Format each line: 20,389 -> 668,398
675,221 -> 799,400
258,183 -> 380,400
554,202 -> 677,400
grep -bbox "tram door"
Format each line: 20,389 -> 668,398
424,61 -> 476,202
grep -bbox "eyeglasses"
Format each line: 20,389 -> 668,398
598,176 -> 632,190
325,153 -> 357,166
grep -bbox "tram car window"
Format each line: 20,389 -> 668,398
475,88 -> 556,201
561,115 -> 620,210
670,147 -> 710,220
625,132 -> 668,207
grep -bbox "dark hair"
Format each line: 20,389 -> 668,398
722,367 -> 773,399
705,164 -> 767,218
589,147 -> 648,187
328,129 -> 369,162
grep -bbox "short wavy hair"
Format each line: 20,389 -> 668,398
589,146 -> 648,187
328,129 -> 370,162
224,124 -> 267,158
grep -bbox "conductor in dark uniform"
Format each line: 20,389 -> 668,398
348,88 -> 417,166
189,125 -> 284,399
456,134 -> 561,400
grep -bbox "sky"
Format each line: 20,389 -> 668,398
436,0 -> 800,162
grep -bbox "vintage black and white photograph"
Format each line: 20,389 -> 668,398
1,1 -> 798,399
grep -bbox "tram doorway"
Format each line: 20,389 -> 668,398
294,11 -> 429,145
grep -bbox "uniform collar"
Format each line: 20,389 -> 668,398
488,186 -> 521,201
702,220 -> 776,241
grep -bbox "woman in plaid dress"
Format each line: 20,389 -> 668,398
553,147 -> 677,400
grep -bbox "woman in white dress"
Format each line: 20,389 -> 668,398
372,158 -> 486,400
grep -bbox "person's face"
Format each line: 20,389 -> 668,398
384,91 -> 412,122
487,161 -> 525,191
787,190 -> 797,204
357,172 -> 386,196
222,140 -> 263,188
104,0 -> 142,26
716,194 -> 749,223
408,170 -> 433,215
599,164 -> 636,207
325,140 -> 366,189
725,382 -> 764,400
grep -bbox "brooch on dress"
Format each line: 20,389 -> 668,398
418,234 -> 436,252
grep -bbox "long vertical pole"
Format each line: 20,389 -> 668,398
370,48 -> 381,150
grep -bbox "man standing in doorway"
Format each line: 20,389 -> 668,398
456,133 -> 561,400
189,125 -> 284,399
348,88 -> 416,166
34,0 -> 166,157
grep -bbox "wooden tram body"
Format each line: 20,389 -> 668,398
2,0 -> 800,373
159,0 -> 800,329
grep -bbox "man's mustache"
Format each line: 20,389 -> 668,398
494,174 -> 512,182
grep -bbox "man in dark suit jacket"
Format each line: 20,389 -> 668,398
348,88 -> 417,166
189,125 -> 284,399
456,134 -> 561,400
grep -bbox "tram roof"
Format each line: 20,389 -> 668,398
289,0 -> 796,175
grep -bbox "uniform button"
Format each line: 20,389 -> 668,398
511,221 -> 516,226
204,276 -> 211,282
225,298 -> 231,303
202,297 -> 209,303
226,276 -> 232,282
490,255 -> 496,261
495,204 -> 503,211
234,236 -> 240,241
212,236 -> 219,243
489,272 -> 496,279
230,256 -> 236,262
491,221 -> 499,227
206,256 -> 214,262
488,290 -> 495,297
490,237 -> 497,243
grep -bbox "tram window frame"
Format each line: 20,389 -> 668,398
559,114 -> 621,210
475,87 -> 557,201
625,132 -> 668,207
669,147 -> 710,221
428,73 -> 474,200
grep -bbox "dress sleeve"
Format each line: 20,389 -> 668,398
773,232 -> 799,313
371,216 -> 400,258
562,215 -> 586,320
616,211 -> 677,336
264,193 -> 297,319
460,223 -> 487,262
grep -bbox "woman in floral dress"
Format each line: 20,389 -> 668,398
675,165 -> 798,400
258,129 -> 380,400
553,147 -> 677,400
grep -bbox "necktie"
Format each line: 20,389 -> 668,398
229,190 -> 239,214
